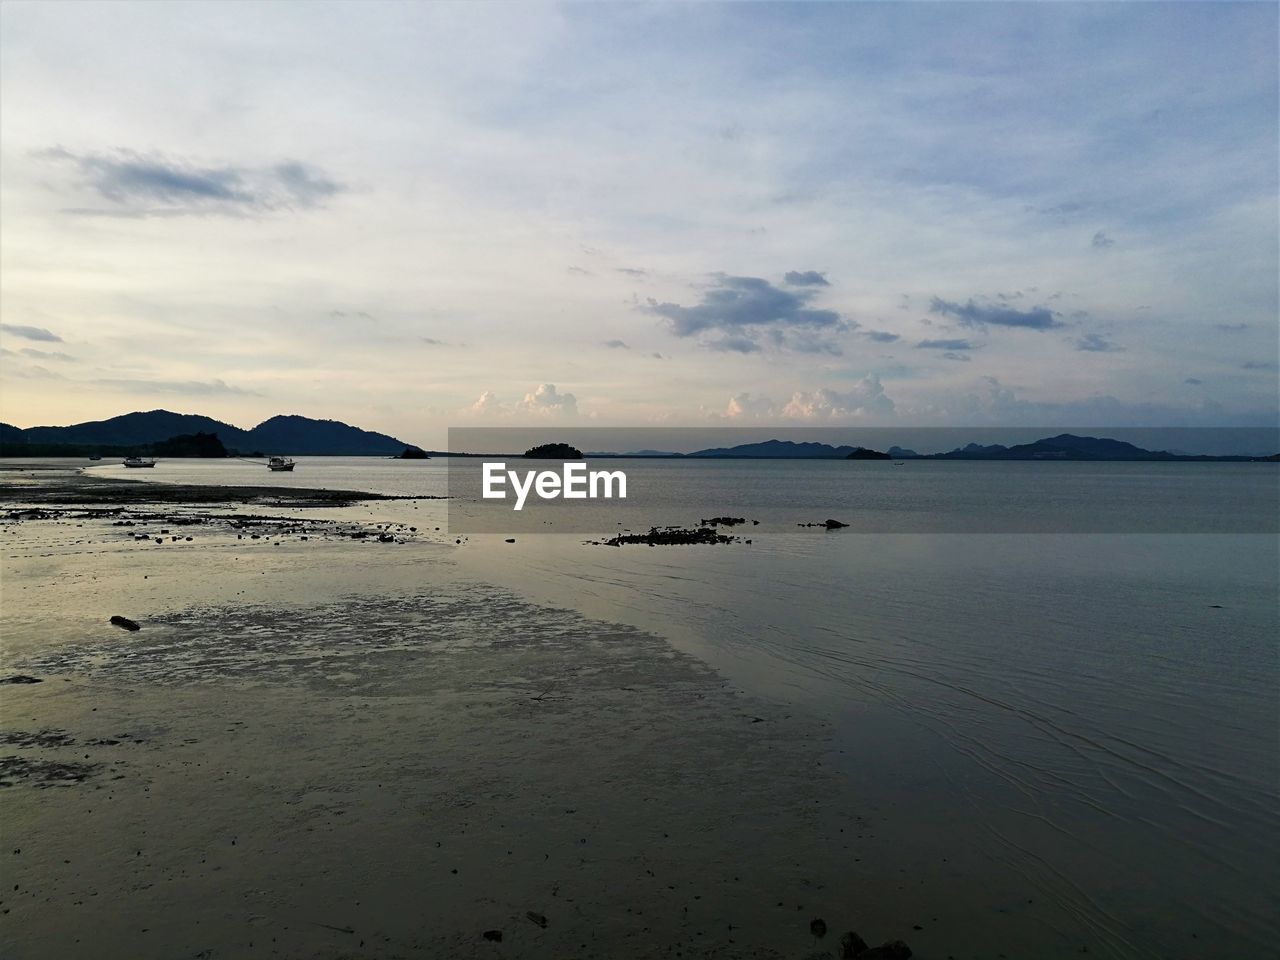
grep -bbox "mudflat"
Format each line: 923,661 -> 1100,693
0,466 -> 902,960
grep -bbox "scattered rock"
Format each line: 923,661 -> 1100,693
700,516 -> 746,526
839,931 -> 869,958
482,930 -> 503,942
504,538 -> 516,543
598,526 -> 738,547
525,911 -> 548,928
109,615 -> 141,632
797,519 -> 850,530
810,917 -> 828,938
0,676 -> 42,685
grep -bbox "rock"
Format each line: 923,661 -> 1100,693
525,911 -> 548,928
824,519 -> 849,529
839,931 -> 869,958
810,917 -> 828,938
504,538 -> 516,543
0,675 -> 43,685
858,940 -> 912,959
700,516 -> 746,526
482,930 -> 503,942
109,615 -> 141,632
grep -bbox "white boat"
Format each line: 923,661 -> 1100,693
267,456 -> 296,472
123,457 -> 156,468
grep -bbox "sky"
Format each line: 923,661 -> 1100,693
1,1 -> 1277,448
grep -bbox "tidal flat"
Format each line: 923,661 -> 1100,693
0,466 -> 909,960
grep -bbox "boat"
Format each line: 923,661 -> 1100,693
88,454 -> 102,461
267,456 -> 296,472
123,457 -> 156,468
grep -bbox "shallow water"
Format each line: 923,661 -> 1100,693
91,457 -> 1280,956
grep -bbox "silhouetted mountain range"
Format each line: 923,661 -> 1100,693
603,435 -> 1273,461
0,410 -> 420,456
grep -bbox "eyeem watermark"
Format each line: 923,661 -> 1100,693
482,461 -> 627,511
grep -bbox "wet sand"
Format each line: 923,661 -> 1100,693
0,466 -> 910,959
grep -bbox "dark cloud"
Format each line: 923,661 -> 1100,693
1214,322 -> 1248,331
941,352 -> 971,362
916,338 -> 975,350
863,330 -> 900,343
1,323 -> 63,342
617,267 -> 648,277
705,335 -> 763,354
1185,378 -> 1203,385
1091,231 -> 1115,249
783,270 -> 829,287
603,339 -> 630,349
41,148 -> 345,217
646,274 -> 846,354
1241,361 -> 1277,370
1075,334 -> 1122,352
929,297 -> 1061,330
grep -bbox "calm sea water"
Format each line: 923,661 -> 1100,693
108,457 -> 1278,957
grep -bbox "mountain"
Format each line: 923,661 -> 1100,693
926,434 -> 1265,461
1,409 -> 418,456
690,439 -> 863,458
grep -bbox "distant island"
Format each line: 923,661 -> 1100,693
594,435 -> 1276,462
0,409 -> 422,457
524,442 -> 585,459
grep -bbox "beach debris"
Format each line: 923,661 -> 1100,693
482,930 -> 503,942
839,931 -> 869,957
525,911 -> 549,928
0,675 -> 43,685
810,917 -> 828,938
597,526 -> 738,547
109,615 -> 141,632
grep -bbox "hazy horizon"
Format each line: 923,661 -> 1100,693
2,2 -> 1277,444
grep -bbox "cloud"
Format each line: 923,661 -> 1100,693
516,383 -> 578,416
419,337 -> 450,346
469,390 -> 502,414
941,352 -> 971,362
766,329 -> 842,355
41,148 -> 344,217
1185,378 -> 1203,385
1,323 -> 63,342
782,376 -> 894,419
92,377 -> 258,396
603,339 -> 630,349
1091,231 -> 1115,249
1075,333 -> 1123,352
19,348 -> 75,361
725,392 -> 779,418
617,267 -> 648,277
916,338 -> 975,350
329,310 -> 376,322
1241,361 -> 1277,371
646,274 -> 847,352
705,335 -> 762,354
783,270 -> 829,287
863,330 -> 900,343
1214,322 -> 1249,331
929,297 -> 1061,330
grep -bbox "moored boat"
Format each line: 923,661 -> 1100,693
267,456 -> 296,472
123,457 -> 156,468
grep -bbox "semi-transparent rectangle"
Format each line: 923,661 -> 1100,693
446,427 -> 1279,535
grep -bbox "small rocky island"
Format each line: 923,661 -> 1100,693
523,442 -> 584,459
396,447 -> 430,459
